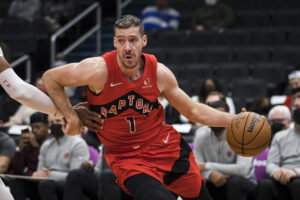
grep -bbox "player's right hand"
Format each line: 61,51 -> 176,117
63,115 -> 84,136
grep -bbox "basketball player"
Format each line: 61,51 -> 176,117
42,15 -> 236,200
0,47 -> 101,200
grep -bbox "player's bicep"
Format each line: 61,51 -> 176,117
157,63 -> 197,117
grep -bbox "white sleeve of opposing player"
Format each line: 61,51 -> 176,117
0,178 -> 14,200
0,68 -> 62,117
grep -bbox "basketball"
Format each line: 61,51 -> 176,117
226,112 -> 271,157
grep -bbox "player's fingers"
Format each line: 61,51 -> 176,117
76,102 -> 88,107
84,120 -> 102,132
241,108 -> 247,112
87,112 -> 102,122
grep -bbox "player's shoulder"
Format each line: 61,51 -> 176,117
79,57 -> 107,76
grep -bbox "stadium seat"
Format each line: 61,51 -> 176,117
199,46 -> 234,63
185,31 -> 219,47
271,46 -> 300,64
251,28 -> 287,46
235,46 -> 270,63
218,29 -> 251,46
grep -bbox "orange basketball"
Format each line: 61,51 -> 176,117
226,112 -> 271,157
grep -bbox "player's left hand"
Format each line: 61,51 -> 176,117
73,102 -> 103,132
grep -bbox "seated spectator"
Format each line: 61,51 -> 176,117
192,0 -> 234,31
256,93 -> 300,200
253,105 -> 292,181
249,96 -> 271,117
32,115 -> 89,200
9,112 -> 49,200
64,144 -> 132,200
0,94 -> 20,126
43,0 -> 75,32
284,70 -> 300,109
63,145 -> 103,200
0,131 -> 16,174
8,0 -> 41,22
141,0 -> 180,32
268,105 -> 292,138
194,100 -> 256,200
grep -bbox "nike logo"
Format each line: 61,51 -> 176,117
110,82 -> 123,87
163,132 -> 171,144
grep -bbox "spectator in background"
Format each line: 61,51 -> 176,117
43,0 -> 74,32
194,100 -> 256,200
0,93 -> 20,126
63,145 -> 103,200
249,96 -> 271,117
0,131 -> 16,174
32,116 -> 89,200
9,112 -> 49,200
8,0 -> 41,22
141,0 -> 180,32
192,0 -> 234,31
284,70 -> 300,109
253,105 -> 292,181
256,93 -> 300,200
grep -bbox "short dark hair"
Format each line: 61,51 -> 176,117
30,112 -> 48,124
114,15 -> 144,36
208,100 -> 229,112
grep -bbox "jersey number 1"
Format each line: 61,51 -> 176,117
126,117 -> 136,133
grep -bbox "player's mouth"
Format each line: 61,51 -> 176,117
124,54 -> 134,61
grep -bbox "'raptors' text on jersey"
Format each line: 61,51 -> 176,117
87,50 -> 165,152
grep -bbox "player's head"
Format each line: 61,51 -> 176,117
114,15 -> 147,69
30,112 -> 49,142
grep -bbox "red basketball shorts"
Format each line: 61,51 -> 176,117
103,124 -> 205,198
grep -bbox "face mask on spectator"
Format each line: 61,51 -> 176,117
50,124 -> 64,138
293,108 -> 300,124
210,127 -> 225,133
205,0 -> 217,6
271,122 -> 285,136
291,87 -> 300,94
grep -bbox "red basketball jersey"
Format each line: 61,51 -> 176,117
87,50 -> 165,153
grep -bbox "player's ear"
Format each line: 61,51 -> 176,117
113,36 -> 117,49
142,34 -> 147,47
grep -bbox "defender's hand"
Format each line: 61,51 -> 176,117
73,102 -> 103,132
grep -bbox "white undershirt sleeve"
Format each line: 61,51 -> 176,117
0,68 -> 62,117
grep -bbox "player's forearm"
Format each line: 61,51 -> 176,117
42,71 -> 76,119
0,54 -> 61,117
188,103 -> 234,127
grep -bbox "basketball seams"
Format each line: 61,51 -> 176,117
244,116 -> 266,145
230,114 -> 249,145
227,138 -> 269,151
241,112 -> 251,156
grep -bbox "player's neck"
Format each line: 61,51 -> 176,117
118,57 -> 144,82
